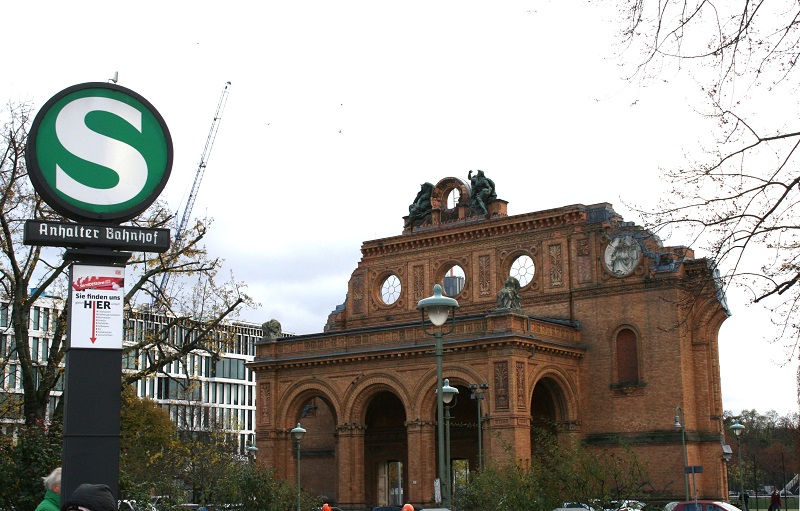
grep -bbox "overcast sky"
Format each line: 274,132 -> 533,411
4,1 -> 796,417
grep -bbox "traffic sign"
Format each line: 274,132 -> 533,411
26,82 -> 173,223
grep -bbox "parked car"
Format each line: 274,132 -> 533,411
606,500 -> 645,511
556,503 -> 600,511
667,501 -> 741,511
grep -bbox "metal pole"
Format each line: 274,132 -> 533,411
738,435 -> 745,511
445,403 -> 452,506
477,396 -> 483,470
296,438 -> 301,511
436,330 -> 447,508
754,453 -> 759,511
682,425 -> 690,501
676,406 -> 689,501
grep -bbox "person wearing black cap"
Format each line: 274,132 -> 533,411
61,484 -> 116,511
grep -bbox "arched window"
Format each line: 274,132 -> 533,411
616,328 -> 639,384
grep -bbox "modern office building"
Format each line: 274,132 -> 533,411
249,174 -> 732,510
1,298 -> 262,454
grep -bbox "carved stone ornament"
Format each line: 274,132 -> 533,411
603,235 -> 642,277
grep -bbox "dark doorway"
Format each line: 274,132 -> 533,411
364,391 -> 407,507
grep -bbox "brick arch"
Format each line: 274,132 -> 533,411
345,373 -> 413,425
528,365 -> 579,425
275,378 -> 342,429
691,291 -> 730,342
413,366 -> 486,422
433,177 -> 471,210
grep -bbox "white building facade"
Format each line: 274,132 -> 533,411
1,295 -> 261,454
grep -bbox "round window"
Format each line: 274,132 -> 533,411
442,265 -> 465,296
510,255 -> 535,287
380,274 -> 402,305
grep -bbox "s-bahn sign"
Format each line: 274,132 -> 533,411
26,82 -> 173,223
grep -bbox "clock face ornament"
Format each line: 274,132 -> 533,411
604,235 -> 642,277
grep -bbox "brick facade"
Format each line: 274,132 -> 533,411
249,176 -> 731,510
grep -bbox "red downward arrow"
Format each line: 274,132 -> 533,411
90,301 -> 97,343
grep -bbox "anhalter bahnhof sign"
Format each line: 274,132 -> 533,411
24,81 -> 174,503
24,219 -> 170,252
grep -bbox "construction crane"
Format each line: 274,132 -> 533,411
155,81 -> 231,305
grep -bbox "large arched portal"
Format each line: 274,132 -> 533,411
445,384 -> 480,504
529,376 -> 567,456
295,396 -> 338,503
364,391 -> 407,508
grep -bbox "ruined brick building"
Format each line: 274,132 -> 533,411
249,174 -> 732,510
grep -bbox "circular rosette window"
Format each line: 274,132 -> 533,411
509,254 -> 535,287
380,274 -> 402,305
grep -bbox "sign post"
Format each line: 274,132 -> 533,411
25,82 -> 173,500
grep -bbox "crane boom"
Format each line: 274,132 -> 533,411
176,81 -> 231,244
156,81 -> 231,304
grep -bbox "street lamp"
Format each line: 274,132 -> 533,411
440,379 -> 459,505
674,406 -> 690,501
291,423 -> 306,511
731,419 -> 746,510
468,383 -> 489,470
418,284 -> 459,508
245,443 -> 258,464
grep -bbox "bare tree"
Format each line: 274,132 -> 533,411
0,101 -> 254,425
606,1 -> 800,386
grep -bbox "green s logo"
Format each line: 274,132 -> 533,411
27,83 -> 173,223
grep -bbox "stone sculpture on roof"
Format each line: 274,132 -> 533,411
495,276 -> 522,311
405,182 -> 434,227
468,169 -> 497,216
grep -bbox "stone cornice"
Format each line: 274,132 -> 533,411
584,429 -> 724,445
362,205 -> 592,258
249,328 -> 586,371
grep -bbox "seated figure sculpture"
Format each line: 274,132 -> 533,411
261,319 -> 282,340
406,182 -> 434,227
496,276 -> 522,311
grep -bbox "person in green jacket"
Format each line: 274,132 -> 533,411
35,467 -> 61,511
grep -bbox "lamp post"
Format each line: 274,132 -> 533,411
441,379 -> 458,505
291,423 -> 306,511
418,284 -> 459,508
468,383 -> 489,470
674,406 -> 690,501
732,419 -> 746,510
245,443 -> 258,464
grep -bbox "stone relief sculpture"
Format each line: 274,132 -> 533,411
496,276 -> 522,311
604,235 -> 642,277
468,169 -> 497,216
261,319 -> 282,340
405,182 -> 434,227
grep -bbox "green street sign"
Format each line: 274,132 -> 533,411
26,82 -> 173,223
